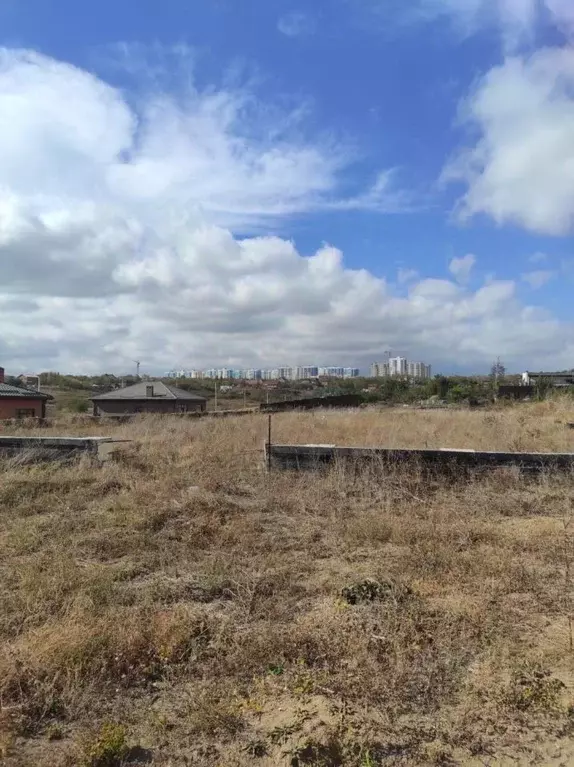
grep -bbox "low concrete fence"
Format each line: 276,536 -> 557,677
265,443 -> 574,475
0,436 -> 129,463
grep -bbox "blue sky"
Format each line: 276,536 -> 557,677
0,0 -> 573,374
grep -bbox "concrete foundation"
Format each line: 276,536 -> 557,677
0,436 -> 129,463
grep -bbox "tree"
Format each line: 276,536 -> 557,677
490,358 -> 506,381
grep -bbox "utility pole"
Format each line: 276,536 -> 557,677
133,360 -> 141,379
214,382 -> 218,412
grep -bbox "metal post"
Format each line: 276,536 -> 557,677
214,382 -> 218,412
267,413 -> 272,472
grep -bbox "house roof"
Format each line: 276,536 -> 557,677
0,383 -> 50,400
91,381 -> 207,401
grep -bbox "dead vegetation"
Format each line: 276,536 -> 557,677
1,402 -> 574,765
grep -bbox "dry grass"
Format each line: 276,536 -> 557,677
1,402 -> 574,765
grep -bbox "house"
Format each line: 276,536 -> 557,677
522,371 -> 574,388
91,381 -> 207,416
0,367 -> 50,420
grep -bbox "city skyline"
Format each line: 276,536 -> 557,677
165,365 -> 361,381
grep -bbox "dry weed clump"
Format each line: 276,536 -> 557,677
1,403 -> 574,765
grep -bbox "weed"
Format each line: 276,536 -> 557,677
341,578 -> 412,606
46,722 -> 64,741
503,665 -> 566,712
82,722 -> 128,767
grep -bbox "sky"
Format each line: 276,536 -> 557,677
1,0 -> 574,375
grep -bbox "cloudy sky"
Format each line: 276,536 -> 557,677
1,0 -> 573,375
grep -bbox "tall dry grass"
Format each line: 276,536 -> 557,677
1,403 -> 574,765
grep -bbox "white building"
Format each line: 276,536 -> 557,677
343,368 -> 360,378
371,358 -> 431,379
318,366 -> 345,378
407,362 -> 432,380
296,366 -> 319,379
389,357 -> 408,377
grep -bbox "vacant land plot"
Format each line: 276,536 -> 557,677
2,403 -> 574,765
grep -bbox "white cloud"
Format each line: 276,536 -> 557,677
445,48 -> 574,235
522,269 -> 555,288
449,254 -> 476,283
393,0 -> 573,49
0,47 -> 573,375
277,12 -> 315,37
397,267 -> 419,284
529,251 -> 548,263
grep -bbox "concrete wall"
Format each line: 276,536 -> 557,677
93,399 -> 206,416
0,397 -> 45,420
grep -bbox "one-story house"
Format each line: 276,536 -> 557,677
0,368 -> 51,420
91,381 -> 207,416
522,371 -> 574,387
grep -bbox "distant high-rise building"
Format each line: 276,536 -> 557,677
371,357 -> 431,379
343,368 -> 360,378
389,357 -> 408,377
296,366 -> 319,379
407,362 -> 432,380
318,366 -> 345,378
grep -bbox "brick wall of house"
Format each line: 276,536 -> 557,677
0,398 -> 45,420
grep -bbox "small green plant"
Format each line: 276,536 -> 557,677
82,722 -> 128,767
341,578 -> 411,606
70,398 -> 90,413
245,738 -> 268,757
359,750 -> 377,767
504,666 -> 565,712
46,723 -> 64,741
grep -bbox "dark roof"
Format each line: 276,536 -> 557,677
91,381 -> 207,402
0,383 -> 50,400
526,372 -> 574,379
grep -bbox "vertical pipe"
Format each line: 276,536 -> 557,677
267,413 -> 272,472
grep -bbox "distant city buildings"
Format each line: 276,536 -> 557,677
165,365 -> 361,381
165,359 -> 432,381
371,356 -> 432,380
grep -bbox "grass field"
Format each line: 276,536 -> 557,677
2,403 -> 574,765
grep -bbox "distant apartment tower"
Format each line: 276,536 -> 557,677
370,361 -> 389,378
371,357 -> 431,379
343,368 -> 360,378
270,367 -> 293,380
319,366 -> 345,378
296,366 -> 319,379
245,369 -> 262,380
407,361 -> 432,379
389,357 -> 408,377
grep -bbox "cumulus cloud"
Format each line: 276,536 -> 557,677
445,48 -> 574,235
522,269 -> 555,288
449,254 -> 476,283
397,268 -> 419,284
0,47 -> 572,374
